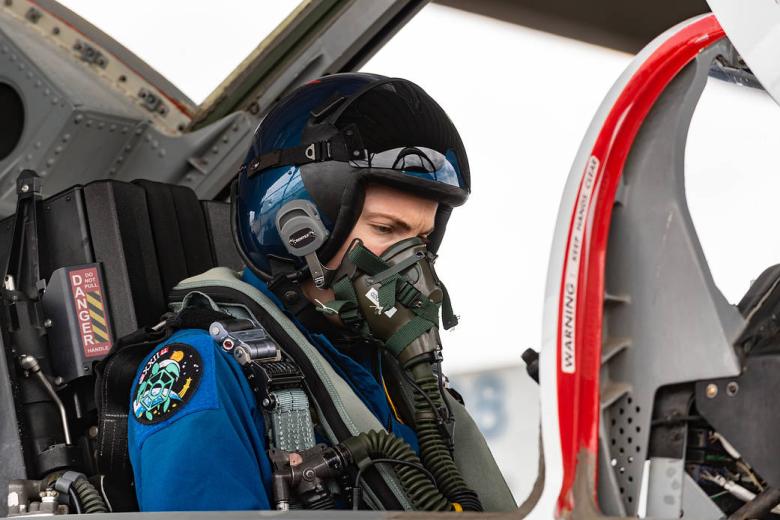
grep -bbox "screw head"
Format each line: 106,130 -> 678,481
726,381 -> 739,397
20,184 -> 29,193
43,318 -> 52,327
706,383 -> 718,399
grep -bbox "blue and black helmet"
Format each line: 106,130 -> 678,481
233,72 -> 471,281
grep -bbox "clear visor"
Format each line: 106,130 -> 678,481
349,147 -> 464,189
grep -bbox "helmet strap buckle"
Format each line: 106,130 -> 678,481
304,251 -> 327,289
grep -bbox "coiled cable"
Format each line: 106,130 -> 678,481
55,473 -> 108,514
341,430 -> 451,511
72,478 -> 108,514
408,360 -> 483,511
352,458 -> 436,510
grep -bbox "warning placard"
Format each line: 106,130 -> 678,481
68,266 -> 112,358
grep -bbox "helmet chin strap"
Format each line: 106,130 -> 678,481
303,251 -> 328,289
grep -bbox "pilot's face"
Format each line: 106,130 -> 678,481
326,183 -> 439,267
301,183 -> 438,314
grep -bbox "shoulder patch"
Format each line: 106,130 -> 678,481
132,343 -> 203,425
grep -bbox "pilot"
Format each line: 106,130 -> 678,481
127,73 -> 515,511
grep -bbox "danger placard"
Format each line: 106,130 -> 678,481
69,266 -> 112,358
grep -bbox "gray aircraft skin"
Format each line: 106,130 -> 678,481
0,0 -> 430,215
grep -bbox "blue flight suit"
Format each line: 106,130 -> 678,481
128,271 -> 418,511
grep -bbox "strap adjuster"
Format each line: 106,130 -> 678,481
209,319 -> 281,364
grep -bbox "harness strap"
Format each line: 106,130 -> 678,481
385,316 -> 436,357
245,124 -> 366,177
347,244 -> 388,275
270,388 -> 316,452
328,276 -> 368,333
440,282 -> 458,330
208,316 -> 318,455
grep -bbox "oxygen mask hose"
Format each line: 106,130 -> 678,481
338,430 -> 451,511
407,359 -> 483,511
326,237 -> 482,510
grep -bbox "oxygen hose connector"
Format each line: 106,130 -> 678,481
269,444 -> 346,510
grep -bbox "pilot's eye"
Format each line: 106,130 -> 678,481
371,224 -> 393,235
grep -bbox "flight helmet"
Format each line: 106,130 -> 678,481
233,72 -> 470,284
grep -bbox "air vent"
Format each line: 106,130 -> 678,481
0,83 -> 24,161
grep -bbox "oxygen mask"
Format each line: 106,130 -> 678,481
322,237 -> 457,365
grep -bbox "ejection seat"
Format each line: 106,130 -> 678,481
0,177 -> 243,516
0,178 -> 243,338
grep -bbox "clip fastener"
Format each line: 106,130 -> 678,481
209,320 -> 281,365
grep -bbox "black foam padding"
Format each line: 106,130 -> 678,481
200,200 -> 244,271
83,181 -> 165,337
38,187 -> 95,279
131,180 -> 187,296
133,180 -> 215,296
0,187 -> 94,282
169,184 -> 214,275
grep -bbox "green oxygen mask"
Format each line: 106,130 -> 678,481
321,237 -> 458,365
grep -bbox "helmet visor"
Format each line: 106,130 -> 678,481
349,146 -> 465,189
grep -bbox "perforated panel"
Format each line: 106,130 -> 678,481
606,393 -> 644,508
